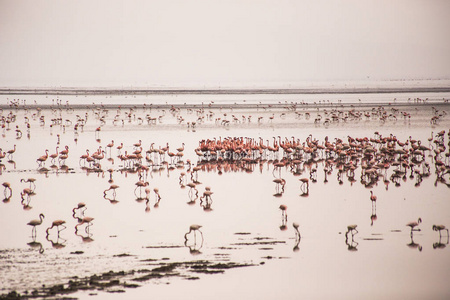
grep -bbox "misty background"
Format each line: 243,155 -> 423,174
1,0 -> 449,88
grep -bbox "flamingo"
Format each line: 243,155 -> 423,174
106,140 -> 114,153
49,146 -> 59,164
134,181 -> 149,198
407,218 -> 422,234
75,216 -> 95,233
273,178 -> 286,195
7,145 -> 16,160
21,178 -> 36,192
370,190 -> 377,202
184,224 -> 203,242
46,220 -> 66,236
72,202 -> 87,219
104,184 -> 119,197
347,224 -> 358,235
279,205 -> 287,221
2,182 -> 12,198
59,145 -> 69,156
299,178 -> 309,195
36,149 -> 49,167
432,225 -> 449,238
27,213 -> 45,237
293,222 -> 301,238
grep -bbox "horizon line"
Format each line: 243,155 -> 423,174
1,85 -> 450,96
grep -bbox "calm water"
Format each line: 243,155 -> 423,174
1,92 -> 450,299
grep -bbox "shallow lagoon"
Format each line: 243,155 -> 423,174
1,91 -> 450,299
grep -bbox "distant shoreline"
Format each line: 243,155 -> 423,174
1,85 -> 450,96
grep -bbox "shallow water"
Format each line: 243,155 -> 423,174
1,92 -> 450,299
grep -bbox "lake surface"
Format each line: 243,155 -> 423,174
1,91 -> 449,299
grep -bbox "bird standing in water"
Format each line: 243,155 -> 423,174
28,213 -> 45,237
46,220 -> 66,237
184,224 -> 203,242
407,218 -> 422,235
432,224 -> 449,238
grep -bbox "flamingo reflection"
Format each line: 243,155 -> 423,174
75,227 -> 94,243
432,224 -> 449,239
293,222 -> 301,252
20,191 -> 33,210
346,224 -> 358,237
432,225 -> 449,248
407,234 -> 422,252
184,224 -> 204,255
104,184 -> 119,200
2,182 -> 12,202
370,191 -> 377,226
273,178 -> 285,197
299,178 -> 309,196
46,220 -> 66,237
179,172 -> 186,188
345,225 -> 359,251
279,205 -> 288,231
46,234 -> 67,249
27,238 -> 44,254
153,188 -> 161,208
20,178 -> 36,193
134,181 -> 149,199
76,217 -> 94,235
72,202 -> 87,222
200,187 -> 213,211
187,182 -> 198,205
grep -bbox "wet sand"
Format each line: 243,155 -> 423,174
1,91 -> 450,299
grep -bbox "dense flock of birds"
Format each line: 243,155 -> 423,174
1,98 -> 450,253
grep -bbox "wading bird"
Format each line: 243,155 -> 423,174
407,218 -> 422,235
46,220 -> 66,236
27,213 -> 45,237
184,224 -> 203,243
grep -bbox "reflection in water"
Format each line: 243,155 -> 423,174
273,178 -> 286,197
134,181 -> 149,199
432,224 -> 449,239
20,178 -> 36,193
153,188 -> 161,208
75,227 -> 94,243
433,235 -> 449,249
432,225 -> 449,249
107,168 -> 114,183
200,187 -> 213,211
179,172 -> 186,188
72,202 -> 87,222
104,184 -> 119,200
46,235 -> 67,249
407,234 -> 422,252
2,182 -> 12,202
20,185 -> 36,209
293,222 -> 301,252
299,178 -> 309,196
2,100 -> 450,299
370,191 -> 377,226
75,217 -> 95,235
27,238 -> 44,254
345,225 -> 359,251
184,224 -> 204,255
46,220 -> 67,237
187,182 -> 199,205
279,205 -> 288,231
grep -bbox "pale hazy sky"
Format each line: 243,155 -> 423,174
1,0 -> 449,87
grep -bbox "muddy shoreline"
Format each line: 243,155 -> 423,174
0,260 -> 258,299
